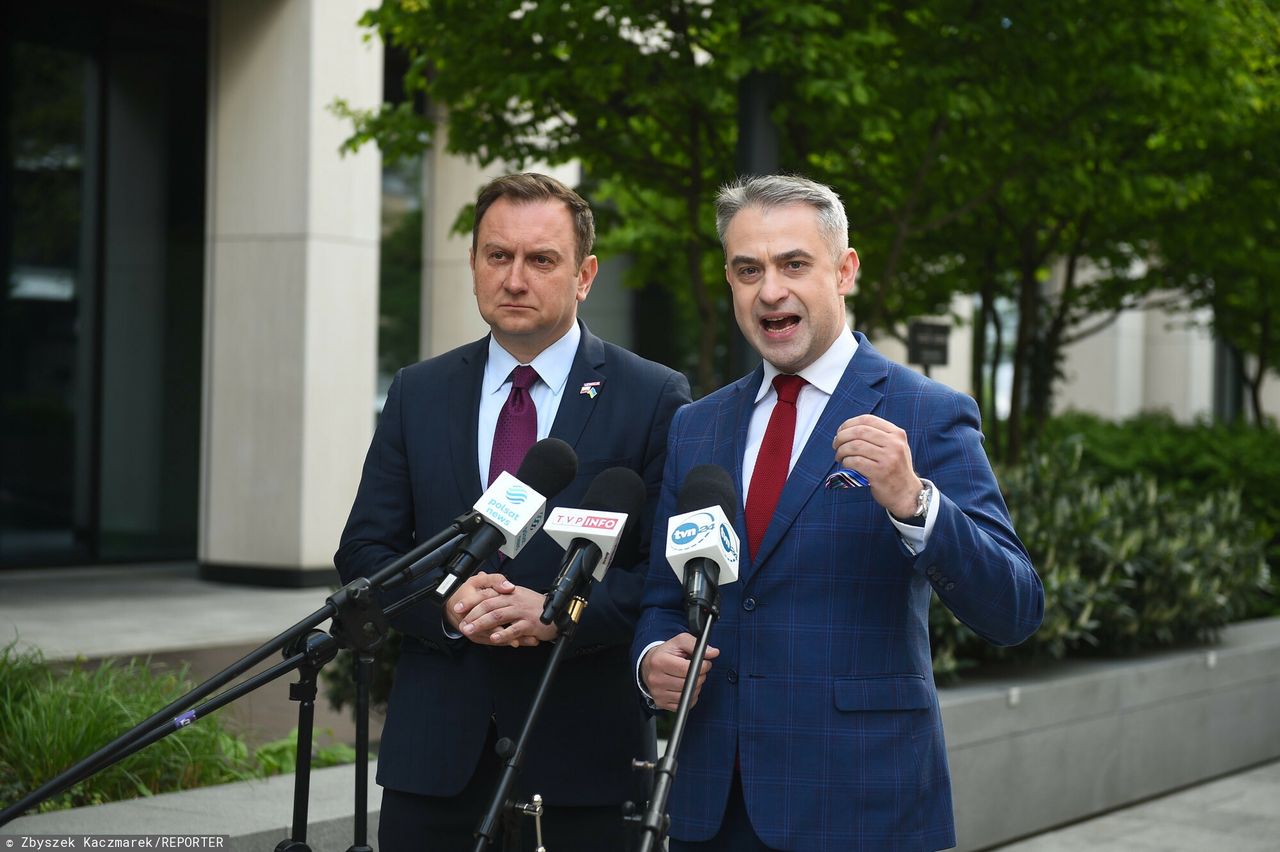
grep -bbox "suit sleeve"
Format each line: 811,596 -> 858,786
567,369 -> 691,654
908,391 -> 1044,646
333,369 -> 460,652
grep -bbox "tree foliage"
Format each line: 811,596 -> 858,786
338,0 -> 1280,441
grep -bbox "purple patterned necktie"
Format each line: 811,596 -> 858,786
488,365 -> 540,486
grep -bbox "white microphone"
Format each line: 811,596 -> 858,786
540,467 -> 646,627
432,438 -> 578,602
665,465 -> 741,634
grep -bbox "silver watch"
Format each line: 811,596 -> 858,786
911,481 -> 933,518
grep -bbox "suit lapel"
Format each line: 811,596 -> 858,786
749,334 -> 888,573
549,323 -> 607,452
448,338 -> 488,505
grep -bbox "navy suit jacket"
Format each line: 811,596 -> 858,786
633,334 -> 1043,851
337,322 -> 690,805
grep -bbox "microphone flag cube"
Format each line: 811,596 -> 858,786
542,508 -> 629,580
475,471 -> 548,558
665,505 -> 740,584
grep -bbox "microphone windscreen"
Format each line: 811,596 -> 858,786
581,466 -> 646,515
583,466 -> 647,566
517,438 -> 578,499
676,464 -> 737,518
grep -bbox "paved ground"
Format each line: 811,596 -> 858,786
2,562 -> 1278,849
991,759 -> 1280,851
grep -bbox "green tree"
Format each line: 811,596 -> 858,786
772,0 -> 1274,459
337,0 -> 743,394
1141,2 -> 1280,425
339,0 -> 1277,439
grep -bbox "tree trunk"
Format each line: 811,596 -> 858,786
1006,260 -> 1040,465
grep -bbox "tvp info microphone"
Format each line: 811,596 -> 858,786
540,467 -> 646,627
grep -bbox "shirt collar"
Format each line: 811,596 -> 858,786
484,322 -> 581,397
755,325 -> 858,402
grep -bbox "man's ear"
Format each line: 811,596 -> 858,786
838,248 -> 860,297
576,255 -> 599,302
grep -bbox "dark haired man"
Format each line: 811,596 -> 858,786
338,173 -> 690,850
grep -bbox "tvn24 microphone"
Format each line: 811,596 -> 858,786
666,464 -> 741,634
432,438 -> 578,602
540,467 -> 646,627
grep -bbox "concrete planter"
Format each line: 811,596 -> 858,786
7,617 -> 1280,850
943,616 -> 1280,850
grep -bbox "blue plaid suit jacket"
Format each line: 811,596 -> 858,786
634,334 -> 1043,851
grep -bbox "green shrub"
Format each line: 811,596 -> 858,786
929,439 -> 1273,678
253,730 -> 357,776
1039,412 -> 1280,583
0,645 -> 259,812
0,646 -> 359,813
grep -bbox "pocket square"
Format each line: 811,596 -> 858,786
824,469 -> 869,489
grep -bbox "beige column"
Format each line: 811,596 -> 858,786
200,0 -> 382,585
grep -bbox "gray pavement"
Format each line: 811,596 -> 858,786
991,759 -> 1280,851
2,562 -> 1278,849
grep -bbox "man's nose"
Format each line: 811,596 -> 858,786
505,257 -> 529,292
759,270 -> 789,304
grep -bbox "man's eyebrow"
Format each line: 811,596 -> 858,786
479,241 -> 563,258
775,248 -> 816,263
729,254 -> 762,267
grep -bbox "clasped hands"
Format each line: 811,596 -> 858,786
445,572 -> 559,648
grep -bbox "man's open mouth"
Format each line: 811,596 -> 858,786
761,315 -> 800,333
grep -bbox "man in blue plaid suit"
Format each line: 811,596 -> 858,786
633,175 -> 1044,851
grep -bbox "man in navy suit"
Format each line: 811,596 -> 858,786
337,173 -> 690,851
634,175 -> 1043,851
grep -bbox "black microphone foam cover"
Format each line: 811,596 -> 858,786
581,466 -> 647,565
516,438 -> 578,499
676,464 -> 738,518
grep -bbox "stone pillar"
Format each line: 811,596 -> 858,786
200,0 -> 381,585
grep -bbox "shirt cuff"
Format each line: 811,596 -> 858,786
635,640 -> 664,708
442,615 -> 463,640
888,478 -> 940,556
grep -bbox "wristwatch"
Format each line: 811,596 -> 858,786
897,481 -> 932,526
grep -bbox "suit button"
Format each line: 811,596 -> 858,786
743,597 -> 757,612
727,669 -> 739,684
945,582 -> 956,591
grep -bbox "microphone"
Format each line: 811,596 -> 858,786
432,438 -> 578,602
665,464 -> 741,634
540,467 -> 647,627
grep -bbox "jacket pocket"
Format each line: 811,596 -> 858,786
833,673 -> 931,712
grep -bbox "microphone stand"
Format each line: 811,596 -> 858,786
471,572 -> 596,852
631,596 -> 720,852
0,514 -> 480,846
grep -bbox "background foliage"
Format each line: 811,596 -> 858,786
340,0 -> 1280,451
0,647 -> 355,813
930,421 -> 1276,679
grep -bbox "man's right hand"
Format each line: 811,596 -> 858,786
641,633 -> 720,711
445,572 -> 532,646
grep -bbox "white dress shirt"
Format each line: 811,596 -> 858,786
477,322 -> 581,489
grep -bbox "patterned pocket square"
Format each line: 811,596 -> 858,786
824,469 -> 869,489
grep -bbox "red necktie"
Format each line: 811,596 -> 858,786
488,365 -> 539,486
745,374 -> 807,560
